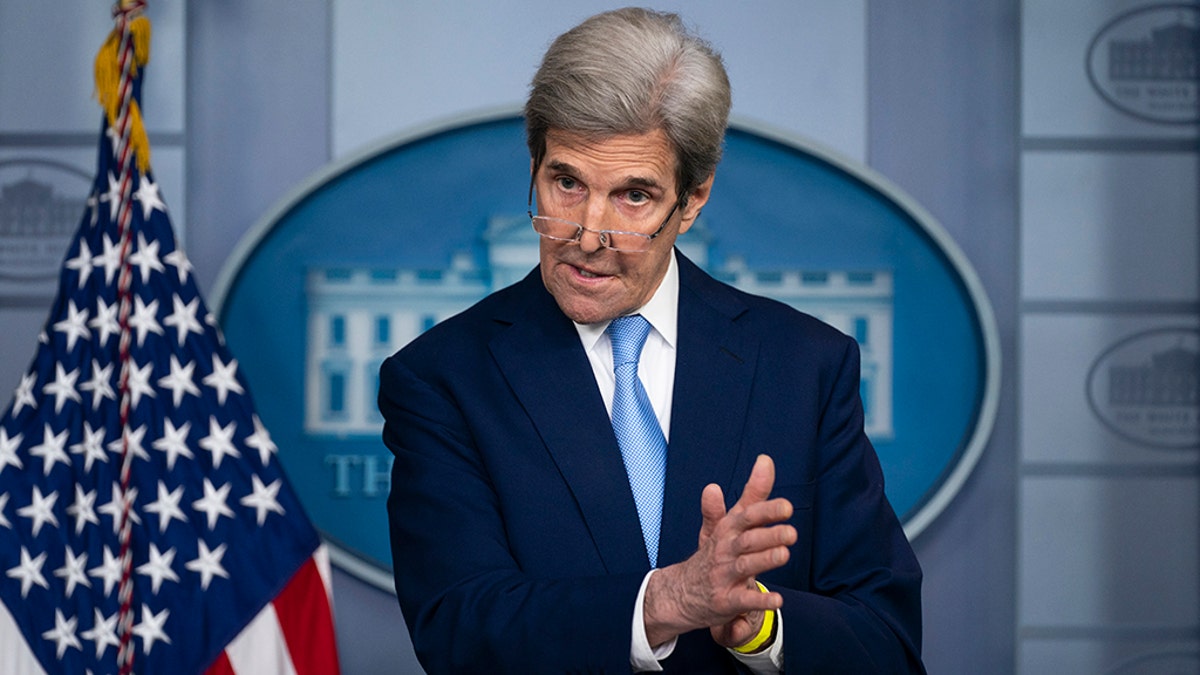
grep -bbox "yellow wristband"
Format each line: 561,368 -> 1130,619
731,581 -> 776,654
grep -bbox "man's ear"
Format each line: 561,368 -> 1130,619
678,174 -> 715,235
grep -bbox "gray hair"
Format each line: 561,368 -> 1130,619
524,7 -> 732,198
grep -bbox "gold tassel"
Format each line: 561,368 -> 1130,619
93,15 -> 153,173
131,16 -> 151,69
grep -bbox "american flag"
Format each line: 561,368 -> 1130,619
0,7 -> 340,674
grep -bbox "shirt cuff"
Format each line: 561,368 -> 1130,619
728,608 -> 784,674
630,569 -> 677,672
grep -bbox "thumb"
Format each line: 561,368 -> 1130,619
698,483 -> 726,541
736,454 -> 776,508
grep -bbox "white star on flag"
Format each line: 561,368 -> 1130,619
11,373 -> 38,417
0,429 -> 24,474
6,548 -> 50,598
135,543 -> 180,595
41,365 -> 82,415
68,421 -> 109,473
87,547 -> 123,597
163,247 -> 192,283
132,604 -> 171,655
144,481 -> 187,533
123,358 -> 157,409
66,485 -> 100,535
245,414 -> 278,466
53,549 -> 91,598
192,478 -> 235,530
198,417 -> 240,469
150,418 -> 193,470
157,355 -> 200,407
91,234 -> 122,286
87,299 -> 120,347
105,423 -> 149,464
17,486 -> 59,536
80,608 -> 119,659
97,482 -> 141,534
52,301 -> 91,351
128,231 -> 165,284
202,355 -> 245,406
163,295 -> 203,345
78,361 -> 116,411
128,295 -> 164,346
64,240 -> 94,289
41,609 -> 82,659
240,475 -> 286,526
30,424 -> 72,476
185,541 -> 229,591
100,172 -> 121,222
133,175 -> 166,219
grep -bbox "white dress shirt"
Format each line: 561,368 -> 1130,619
572,252 -> 783,673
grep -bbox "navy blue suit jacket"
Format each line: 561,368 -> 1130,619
381,253 -> 924,674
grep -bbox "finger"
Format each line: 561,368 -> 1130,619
732,524 -> 798,556
727,497 -> 794,533
724,585 -> 784,615
730,545 -> 792,580
698,483 -> 726,541
734,454 -> 776,509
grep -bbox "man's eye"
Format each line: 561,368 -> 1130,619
556,177 -> 578,191
626,190 -> 649,204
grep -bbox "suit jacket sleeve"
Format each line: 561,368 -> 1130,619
768,336 -> 925,674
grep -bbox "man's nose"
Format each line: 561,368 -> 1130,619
577,226 -> 606,253
576,198 -> 612,253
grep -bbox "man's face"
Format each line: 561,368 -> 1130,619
535,128 -> 712,325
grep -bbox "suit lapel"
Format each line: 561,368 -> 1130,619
488,276 -> 650,575
658,255 -> 758,566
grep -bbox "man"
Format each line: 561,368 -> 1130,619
381,8 -> 924,673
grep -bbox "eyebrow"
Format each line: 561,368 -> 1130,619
542,160 -> 666,193
544,159 -> 579,175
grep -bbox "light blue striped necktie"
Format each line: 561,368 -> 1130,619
606,314 -> 667,567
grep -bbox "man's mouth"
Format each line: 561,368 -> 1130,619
567,262 -> 611,279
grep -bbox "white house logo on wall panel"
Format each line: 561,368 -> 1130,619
1087,327 -> 1200,449
0,159 -> 91,299
1087,3 -> 1200,124
212,113 -> 999,590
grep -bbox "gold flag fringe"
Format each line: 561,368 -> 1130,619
94,15 -> 152,173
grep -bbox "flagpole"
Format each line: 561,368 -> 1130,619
101,2 -> 150,673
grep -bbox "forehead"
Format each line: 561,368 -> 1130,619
542,128 -> 678,189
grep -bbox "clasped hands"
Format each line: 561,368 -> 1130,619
643,454 -> 797,651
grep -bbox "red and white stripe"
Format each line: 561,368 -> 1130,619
205,545 -> 340,675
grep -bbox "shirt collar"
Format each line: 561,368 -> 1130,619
574,250 -> 680,351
